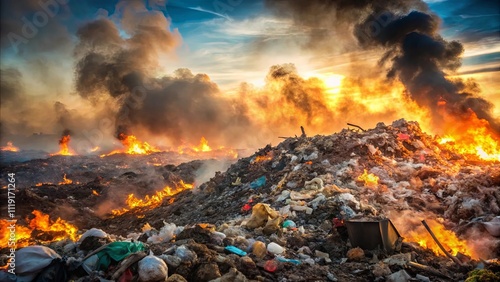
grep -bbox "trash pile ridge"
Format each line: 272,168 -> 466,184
2,119 -> 499,282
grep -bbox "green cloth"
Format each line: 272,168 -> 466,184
95,241 -> 145,270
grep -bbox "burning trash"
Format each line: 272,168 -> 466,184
51,129 -> 75,156
0,142 -> 19,152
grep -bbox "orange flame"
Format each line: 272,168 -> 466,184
58,174 -> 73,185
0,210 -> 79,249
253,151 -> 274,163
194,137 -> 212,152
438,112 -> 500,162
357,169 -> 379,188
101,134 -> 161,157
111,180 -> 194,216
404,219 -> 475,259
92,190 -> 100,196
51,134 -> 75,156
1,142 -> 19,152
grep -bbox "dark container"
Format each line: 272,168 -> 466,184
345,219 -> 402,253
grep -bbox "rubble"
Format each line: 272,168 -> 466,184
1,119 -> 500,281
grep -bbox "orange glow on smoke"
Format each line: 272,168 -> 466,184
405,219 -> 475,259
0,210 -> 79,249
438,112 -> 500,162
357,169 -> 379,188
111,180 -> 194,216
101,134 -> 160,157
1,142 -> 19,152
51,134 -> 75,156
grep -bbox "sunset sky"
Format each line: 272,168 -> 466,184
1,0 -> 498,151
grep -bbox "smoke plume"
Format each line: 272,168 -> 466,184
265,0 -> 500,135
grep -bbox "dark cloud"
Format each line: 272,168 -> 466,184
265,0 -> 500,134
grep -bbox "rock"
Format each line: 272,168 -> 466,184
209,267 -> 248,282
138,254 -> 168,282
416,274 -> 431,282
166,274 -> 188,282
238,256 -> 259,277
267,242 -> 284,255
194,263 -> 221,282
387,270 -> 411,282
346,247 -> 364,261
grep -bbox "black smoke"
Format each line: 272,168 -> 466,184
266,0 -> 500,134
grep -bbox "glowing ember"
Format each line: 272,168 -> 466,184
92,190 -> 100,196
357,169 -> 379,188
101,134 -> 160,157
253,151 -> 274,163
177,137 -> 239,159
111,180 -> 194,216
404,219 -> 475,259
438,113 -> 500,162
58,174 -> 73,185
0,210 -> 79,249
1,142 -> 19,152
51,133 -> 75,156
90,146 -> 100,152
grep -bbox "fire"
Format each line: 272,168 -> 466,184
1,142 -> 19,152
101,134 -> 161,157
51,133 -> 75,156
90,146 -> 100,152
92,190 -> 100,196
357,169 -> 379,188
253,151 -> 274,163
404,219 -> 475,259
111,180 -> 194,216
193,137 -> 212,152
438,112 -> 500,162
58,174 -> 73,185
0,210 -> 79,249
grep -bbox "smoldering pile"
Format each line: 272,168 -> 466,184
2,119 -> 499,282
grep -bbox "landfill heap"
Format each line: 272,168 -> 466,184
2,119 -> 500,282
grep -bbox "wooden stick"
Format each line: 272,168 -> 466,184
300,126 -> 307,138
421,220 -> 464,266
347,123 -> 366,132
409,261 -> 451,279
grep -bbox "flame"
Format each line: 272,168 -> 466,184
357,169 -> 379,188
438,112 -> 500,162
253,151 -> 274,163
51,134 -> 75,156
90,146 -> 100,152
101,134 -> 160,157
111,180 -> 194,216
58,174 -> 73,185
177,137 -> 239,159
1,142 -> 19,152
404,219 -> 475,259
92,190 -> 100,196
194,137 -> 212,152
0,210 -> 79,249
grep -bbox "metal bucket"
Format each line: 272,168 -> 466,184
345,219 -> 402,253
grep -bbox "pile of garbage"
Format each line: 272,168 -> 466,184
1,119 -> 499,281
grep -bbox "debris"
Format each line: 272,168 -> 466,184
346,218 -> 402,253
252,241 -> 267,258
372,261 -> 391,277
137,253 -> 168,281
482,217 -> 500,237
250,176 -> 266,189
15,245 -> 61,282
267,242 -> 285,255
264,260 -> 279,273
304,177 -> 324,190
408,261 -> 451,279
225,246 -> 247,256
421,220 -> 464,266
282,220 -> 296,229
245,203 -> 279,229
346,247 -> 364,261
465,269 -> 500,282
387,269 -> 411,282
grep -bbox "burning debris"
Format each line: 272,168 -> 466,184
51,129 -> 75,156
0,142 -> 19,152
101,133 -> 161,157
1,119 -> 499,281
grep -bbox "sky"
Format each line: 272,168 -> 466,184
0,0 -> 499,152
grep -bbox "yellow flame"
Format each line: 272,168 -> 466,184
111,180 -> 194,216
101,134 -> 161,157
357,169 -> 379,188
